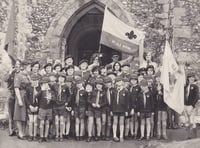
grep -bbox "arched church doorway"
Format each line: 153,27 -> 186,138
65,5 -> 121,65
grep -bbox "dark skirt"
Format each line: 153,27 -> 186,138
13,96 -> 27,122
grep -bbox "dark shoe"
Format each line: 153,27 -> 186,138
38,137 -> 44,143
65,135 -> 69,139
44,137 -> 50,142
55,137 -> 59,142
33,137 -> 37,141
86,137 -> 92,142
157,135 -> 161,140
138,137 -> 145,141
113,137 -> 120,142
28,136 -> 33,141
95,136 -> 100,141
105,136 -> 110,141
60,137 -> 64,142
75,136 -> 80,141
120,138 -> 124,142
162,135 -> 168,140
17,135 -> 26,140
101,136 -> 106,140
9,131 -> 16,136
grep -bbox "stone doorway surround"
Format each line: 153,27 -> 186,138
43,0 -> 135,63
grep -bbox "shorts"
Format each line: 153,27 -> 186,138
74,107 -> 85,119
38,108 -> 52,121
27,109 -> 38,115
140,112 -> 151,119
101,107 -> 111,115
88,109 -> 101,118
113,112 -> 125,117
53,106 -> 65,116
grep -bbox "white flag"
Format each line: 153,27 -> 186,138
100,7 -> 145,55
161,40 -> 185,114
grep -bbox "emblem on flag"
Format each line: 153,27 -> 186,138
125,30 -> 137,40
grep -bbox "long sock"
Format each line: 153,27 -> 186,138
106,125 -> 111,137
44,122 -> 50,138
157,122 -> 161,136
88,118 -> 93,137
66,121 -> 70,135
162,121 -> 167,136
96,119 -> 102,137
140,124 -> 145,137
40,123 -> 44,138
102,124 -> 106,136
125,120 -> 130,137
75,123 -> 79,137
130,120 -> 134,136
147,123 -> 151,137
33,124 -> 38,137
60,123 -> 64,138
29,122 -> 33,137
151,120 -> 154,136
113,124 -> 117,138
120,125 -> 124,139
55,123 -> 59,137
80,120 -> 85,137
134,121 -> 138,135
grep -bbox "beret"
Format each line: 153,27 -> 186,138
104,76 -> 112,83
44,63 -> 52,69
65,55 -> 73,61
79,59 -> 88,66
53,63 -> 62,69
40,77 -> 50,84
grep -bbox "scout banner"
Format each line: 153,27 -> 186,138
100,7 -> 145,55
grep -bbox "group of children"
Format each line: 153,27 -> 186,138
10,53 -> 170,143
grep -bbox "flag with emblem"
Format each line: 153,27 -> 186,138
100,7 -> 145,55
160,40 -> 185,114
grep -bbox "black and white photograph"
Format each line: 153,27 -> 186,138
0,0 -> 200,148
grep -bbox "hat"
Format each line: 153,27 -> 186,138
40,77 -> 50,84
65,65 -> 74,72
122,64 -> 130,68
44,63 -> 52,69
115,76 -> 122,83
65,55 -> 73,61
86,81 -> 94,87
123,77 -> 129,82
130,74 -> 138,80
187,72 -> 195,78
75,78 -> 83,84
53,63 -> 62,70
31,61 -> 40,67
138,67 -> 146,73
104,76 -> 112,83
146,65 -> 154,70
107,72 -> 116,76
139,79 -> 148,87
58,72 -> 66,78
95,78 -> 104,85
79,59 -> 88,66
31,74 -> 41,81
66,76 -> 74,82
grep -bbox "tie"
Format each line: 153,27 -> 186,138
147,61 -> 150,67
76,90 -> 80,105
186,85 -> 190,100
107,88 -> 111,105
143,93 -> 146,108
96,91 -> 100,105
117,89 -> 120,104
58,84 -> 62,101
33,87 -> 36,103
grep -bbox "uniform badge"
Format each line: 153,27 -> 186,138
191,87 -> 194,90
146,95 -> 149,98
80,93 -> 83,96
100,94 -> 103,97
63,89 -> 65,92
123,93 -> 125,96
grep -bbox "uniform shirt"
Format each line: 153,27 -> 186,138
26,85 -> 41,107
129,85 -> 141,111
37,89 -> 55,109
73,89 -> 87,109
184,83 -> 199,107
136,91 -> 154,113
52,83 -> 70,108
155,83 -> 168,111
110,87 -> 129,113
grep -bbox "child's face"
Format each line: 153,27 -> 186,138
66,81 -> 72,88
55,66 -> 61,73
116,80 -> 123,88
123,82 -> 129,88
67,68 -> 74,76
105,82 -> 112,88
114,63 -> 120,71
49,76 -> 56,82
188,77 -> 195,83
80,62 -> 88,70
31,80 -> 39,87
93,70 -> 99,76
122,66 -> 130,74
85,84 -> 93,92
147,80 -> 153,86
138,75 -> 144,83
147,68 -> 154,75
65,58 -> 73,65
155,77 -> 160,83
45,66 -> 52,73
42,83 -> 49,90
141,86 -> 148,92
146,52 -> 152,61
101,68 -> 107,76
131,79 -> 137,85
58,77 -> 65,83
93,56 -> 99,65
96,84 -> 103,90
32,64 -> 40,73
76,83 -> 83,89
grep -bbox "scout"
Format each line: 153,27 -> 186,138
26,74 -> 41,141
37,77 -> 55,142
129,74 -> 141,139
52,72 -> 70,141
73,79 -> 87,141
110,76 -> 129,142
137,79 -> 154,141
